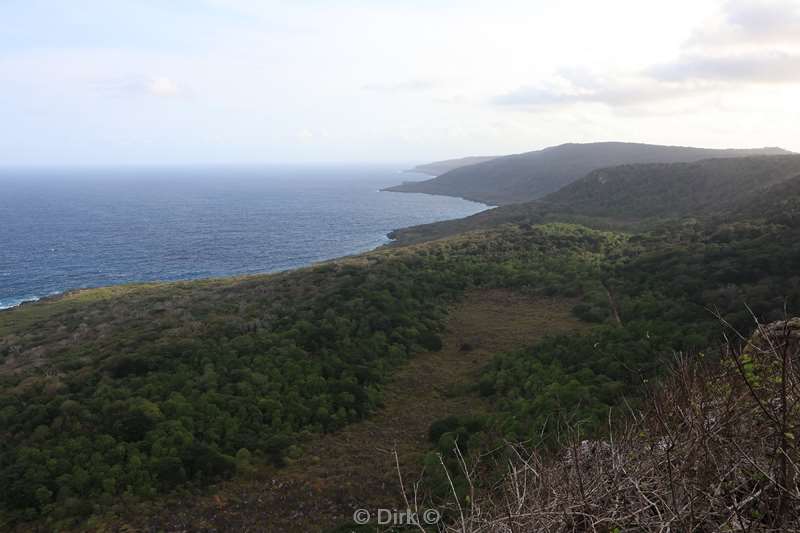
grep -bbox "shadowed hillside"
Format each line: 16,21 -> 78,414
732,173 -> 800,227
543,154 -> 800,218
386,142 -> 791,205
389,154 -> 800,245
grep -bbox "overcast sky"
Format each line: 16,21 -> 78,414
2,0 -> 799,165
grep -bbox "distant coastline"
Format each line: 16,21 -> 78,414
404,155 -> 498,177
0,166 -> 488,312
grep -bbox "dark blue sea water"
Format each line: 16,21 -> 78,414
0,165 -> 486,309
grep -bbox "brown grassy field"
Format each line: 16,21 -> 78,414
110,289 -> 587,532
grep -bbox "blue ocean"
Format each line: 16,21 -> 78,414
0,165 -> 486,309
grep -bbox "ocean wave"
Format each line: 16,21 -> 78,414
0,295 -> 41,311
0,289 -> 64,311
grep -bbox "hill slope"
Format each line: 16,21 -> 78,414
386,142 -> 791,205
406,155 -> 498,176
388,154 -> 800,244
732,173 -> 800,227
543,154 -> 800,218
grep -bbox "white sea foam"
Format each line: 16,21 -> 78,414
0,295 -> 41,311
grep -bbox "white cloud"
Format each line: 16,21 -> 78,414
494,0 -> 800,112
686,0 -> 800,49
493,66 -> 714,109
652,1 -> 800,85
94,75 -> 187,99
649,51 -> 800,83
362,79 -> 437,93
494,81 -> 705,108
146,76 -> 182,97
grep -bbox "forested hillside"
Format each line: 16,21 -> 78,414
386,142 -> 790,205
0,224 -> 620,526
389,154 -> 800,245
544,155 -> 800,219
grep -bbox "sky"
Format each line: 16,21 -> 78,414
1,0 -> 799,165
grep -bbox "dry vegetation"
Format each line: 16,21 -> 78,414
426,318 -> 800,532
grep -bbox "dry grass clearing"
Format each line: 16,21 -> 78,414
117,289 -> 587,532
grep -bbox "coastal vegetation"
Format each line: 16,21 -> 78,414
0,223 -> 617,526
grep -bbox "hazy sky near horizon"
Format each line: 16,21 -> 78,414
2,0 -> 800,165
